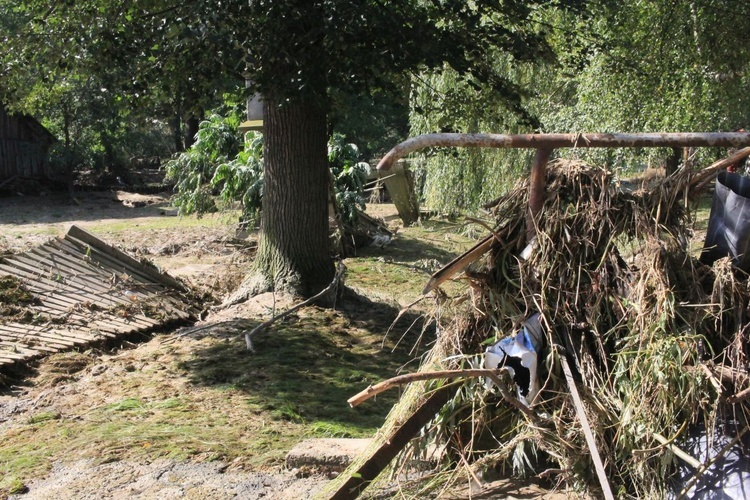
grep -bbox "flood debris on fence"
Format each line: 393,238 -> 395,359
0,225 -> 197,372
326,154 -> 750,499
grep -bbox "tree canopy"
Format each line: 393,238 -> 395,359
6,0 -> 746,291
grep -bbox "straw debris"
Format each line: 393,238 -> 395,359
387,160 -> 750,497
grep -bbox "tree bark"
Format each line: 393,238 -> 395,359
666,146 -> 681,176
184,115 -> 200,150
249,97 -> 335,297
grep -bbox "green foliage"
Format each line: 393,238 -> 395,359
410,0 -> 750,215
168,121 -> 369,225
329,85 -> 410,159
211,132 -> 265,226
165,112 -> 243,215
410,64 -> 538,214
328,134 -> 369,224
0,0 -> 243,173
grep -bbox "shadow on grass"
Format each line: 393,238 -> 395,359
0,190 -> 176,227
355,219 -> 467,264
177,291 -> 432,436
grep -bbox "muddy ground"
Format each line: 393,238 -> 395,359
0,190 -> 334,499
0,190 -> 567,500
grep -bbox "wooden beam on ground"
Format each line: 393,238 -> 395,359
422,218 -> 519,295
321,383 -> 457,500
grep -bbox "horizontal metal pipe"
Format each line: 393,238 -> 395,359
377,132 -> 750,172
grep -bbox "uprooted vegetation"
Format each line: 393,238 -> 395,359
360,160 -> 750,497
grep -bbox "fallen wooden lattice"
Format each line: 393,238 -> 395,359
0,225 -> 196,370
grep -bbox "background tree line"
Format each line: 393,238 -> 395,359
1,0 -> 748,295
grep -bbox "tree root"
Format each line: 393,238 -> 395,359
243,261 -> 346,351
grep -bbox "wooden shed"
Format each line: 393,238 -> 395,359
0,105 -> 57,182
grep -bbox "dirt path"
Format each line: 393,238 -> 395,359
10,460 -> 327,500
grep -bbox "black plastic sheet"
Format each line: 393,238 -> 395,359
701,172 -> 750,271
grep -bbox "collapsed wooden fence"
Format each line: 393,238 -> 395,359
0,225 -> 196,371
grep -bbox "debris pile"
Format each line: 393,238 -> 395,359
389,160 -> 750,497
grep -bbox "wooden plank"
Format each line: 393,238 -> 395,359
0,350 -> 27,360
1,323 -> 102,343
22,294 -> 151,333
0,325 -> 87,347
50,234 -> 192,305
422,217 -> 522,295
560,351 -> 614,500
0,336 -> 60,353
0,328 -> 78,349
0,226 -> 196,372
0,341 -> 42,357
65,225 -> 187,291
0,259 -> 118,302
323,383 -> 457,499
380,161 -> 419,226
26,244 -> 115,283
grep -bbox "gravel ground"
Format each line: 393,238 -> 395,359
9,459 -> 327,499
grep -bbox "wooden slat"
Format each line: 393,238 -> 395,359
0,323 -> 96,343
0,336 -> 60,352
0,226 -> 195,373
0,325 -> 88,348
0,341 -> 42,357
66,225 -> 187,291
0,350 -> 28,360
0,331 -> 77,350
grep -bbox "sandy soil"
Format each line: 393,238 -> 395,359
9,460 -> 326,500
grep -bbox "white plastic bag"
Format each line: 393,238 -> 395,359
485,313 -> 543,406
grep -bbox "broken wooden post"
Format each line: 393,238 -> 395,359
323,384 -> 456,500
380,159 -> 419,226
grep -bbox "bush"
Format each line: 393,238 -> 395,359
164,112 -> 243,216
166,114 -> 368,227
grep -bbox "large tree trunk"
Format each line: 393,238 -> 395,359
244,97 -> 335,298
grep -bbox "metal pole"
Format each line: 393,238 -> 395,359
376,132 -> 750,172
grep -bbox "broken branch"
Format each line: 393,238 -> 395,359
347,367 -> 534,419
244,261 -> 345,351
688,146 -> 750,189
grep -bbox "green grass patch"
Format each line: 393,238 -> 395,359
177,303 -> 428,439
346,218 -> 476,302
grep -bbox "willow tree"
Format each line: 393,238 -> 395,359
412,0 -> 750,214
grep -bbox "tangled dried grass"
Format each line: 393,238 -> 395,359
394,160 -> 750,497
